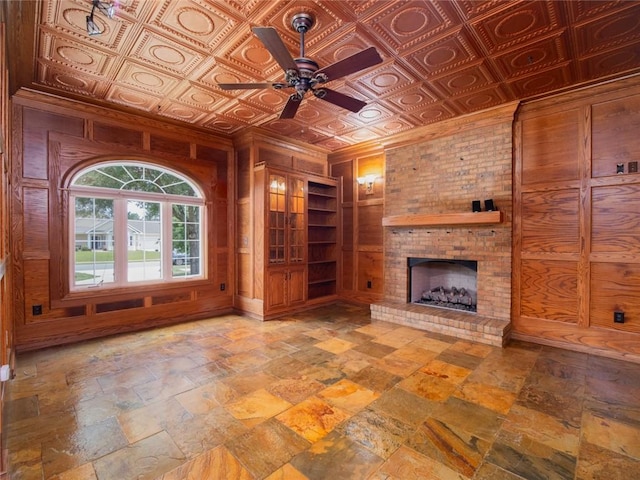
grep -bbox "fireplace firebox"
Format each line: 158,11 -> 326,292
408,258 -> 478,312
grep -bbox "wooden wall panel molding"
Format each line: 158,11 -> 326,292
12,89 -> 234,151
514,75 -> 640,361
521,109 -> 580,185
590,262 -> 640,334
520,189 -> 580,253
591,185 -> 640,253
520,259 -> 579,323
22,187 -> 49,253
11,93 -> 234,351
512,317 -> 640,363
591,92 -> 640,178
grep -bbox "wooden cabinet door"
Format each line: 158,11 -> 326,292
265,268 -> 288,311
288,266 -> 306,307
267,172 -> 306,266
265,266 -> 306,312
268,173 -> 287,265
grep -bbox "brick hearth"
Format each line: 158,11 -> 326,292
371,302 -> 511,347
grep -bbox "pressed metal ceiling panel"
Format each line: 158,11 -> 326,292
22,0 -> 640,150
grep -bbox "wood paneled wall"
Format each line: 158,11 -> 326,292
513,75 -> 640,362
1,18 -> 14,474
10,90 -> 234,351
329,145 -> 385,304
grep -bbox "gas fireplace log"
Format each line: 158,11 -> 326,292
421,286 -> 474,306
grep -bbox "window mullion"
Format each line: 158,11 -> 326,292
161,202 -> 170,277
114,198 -> 128,286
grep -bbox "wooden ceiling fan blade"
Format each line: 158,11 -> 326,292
280,95 -> 302,119
316,88 -> 367,113
315,47 -> 383,82
252,27 -> 298,72
218,83 -> 277,90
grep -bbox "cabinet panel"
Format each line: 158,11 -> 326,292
521,110 -> 580,185
260,147 -> 292,169
520,260 -> 578,323
592,184 -> 640,253
289,267 -> 306,306
592,93 -> 640,178
266,268 -> 287,310
521,189 -> 580,253
591,263 -> 640,334
265,266 -> 306,312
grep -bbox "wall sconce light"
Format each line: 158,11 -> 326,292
357,174 -> 379,195
86,0 -> 116,36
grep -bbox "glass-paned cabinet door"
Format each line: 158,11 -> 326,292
289,177 -> 305,263
269,174 -> 286,264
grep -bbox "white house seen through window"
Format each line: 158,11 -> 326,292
70,162 -> 205,289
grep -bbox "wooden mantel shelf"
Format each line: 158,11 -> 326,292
382,211 -> 502,227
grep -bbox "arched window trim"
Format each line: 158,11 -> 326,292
68,160 -> 207,291
70,160 -> 204,198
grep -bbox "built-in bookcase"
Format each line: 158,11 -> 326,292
307,180 -> 338,300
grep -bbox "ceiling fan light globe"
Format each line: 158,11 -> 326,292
86,15 -> 101,35
93,1 -> 115,19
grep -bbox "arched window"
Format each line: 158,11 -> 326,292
69,161 -> 205,289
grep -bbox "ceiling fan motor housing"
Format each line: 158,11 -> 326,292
291,13 -> 314,33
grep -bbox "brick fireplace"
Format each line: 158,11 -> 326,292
371,105 -> 516,346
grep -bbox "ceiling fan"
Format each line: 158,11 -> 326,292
218,13 -> 383,119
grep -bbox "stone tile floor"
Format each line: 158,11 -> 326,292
5,303 -> 640,479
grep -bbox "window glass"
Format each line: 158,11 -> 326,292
70,162 -> 205,289
127,200 -> 162,282
172,203 -> 202,278
74,197 -> 115,286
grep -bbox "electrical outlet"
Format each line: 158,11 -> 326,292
614,311 -> 625,323
220,283 -> 226,291
32,305 -> 43,316
629,161 -> 638,173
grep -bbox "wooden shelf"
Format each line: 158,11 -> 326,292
382,211 -> 502,227
307,179 -> 338,301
